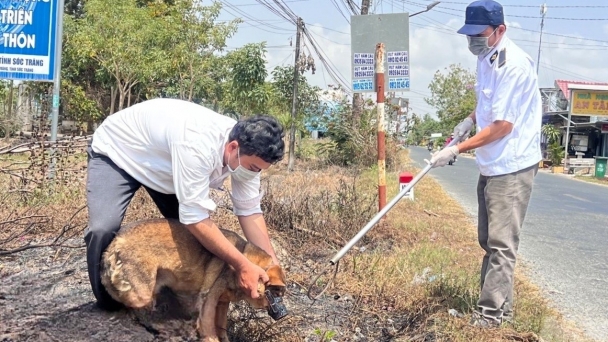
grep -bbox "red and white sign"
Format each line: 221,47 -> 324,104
399,172 -> 415,201
601,123 -> 608,133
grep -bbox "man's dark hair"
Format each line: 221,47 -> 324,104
229,115 -> 285,164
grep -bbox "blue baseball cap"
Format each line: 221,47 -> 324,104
457,0 -> 504,35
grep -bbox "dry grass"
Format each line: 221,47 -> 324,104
0,138 -> 595,342
245,145 -> 594,342
573,175 -> 608,187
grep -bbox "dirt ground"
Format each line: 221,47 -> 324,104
0,145 -> 548,342
0,235 -> 373,342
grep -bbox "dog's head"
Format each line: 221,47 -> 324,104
263,264 -> 288,320
229,241 -> 288,320
243,264 -> 287,320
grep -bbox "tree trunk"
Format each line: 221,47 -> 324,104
179,73 -> 185,100
188,61 -> 195,102
118,83 -> 126,112
110,86 -> 116,115
5,80 -> 14,140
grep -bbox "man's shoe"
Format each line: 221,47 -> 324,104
469,311 -> 500,329
501,314 -> 513,324
95,299 -> 124,312
94,289 -> 125,312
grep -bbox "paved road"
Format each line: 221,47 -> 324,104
408,146 -> 608,341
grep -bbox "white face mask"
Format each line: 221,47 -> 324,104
228,148 -> 260,182
467,28 -> 498,56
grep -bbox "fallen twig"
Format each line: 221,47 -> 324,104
423,209 -> 440,217
0,242 -> 85,256
291,225 -> 344,246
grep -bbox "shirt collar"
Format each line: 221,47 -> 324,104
480,34 -> 509,67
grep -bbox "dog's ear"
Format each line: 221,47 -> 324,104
265,265 -> 286,287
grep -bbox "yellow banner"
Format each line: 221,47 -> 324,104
571,90 -> 608,117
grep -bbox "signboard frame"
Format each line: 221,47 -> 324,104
0,0 -> 59,81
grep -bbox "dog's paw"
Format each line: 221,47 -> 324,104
202,337 -> 221,342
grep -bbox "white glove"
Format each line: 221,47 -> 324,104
425,146 -> 459,168
453,117 -> 474,139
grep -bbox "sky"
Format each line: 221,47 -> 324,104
216,0 -> 608,118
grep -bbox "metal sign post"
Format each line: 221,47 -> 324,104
375,43 -> 386,211
48,0 -> 66,178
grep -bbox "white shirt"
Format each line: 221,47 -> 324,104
91,98 -> 264,225
474,35 -> 543,176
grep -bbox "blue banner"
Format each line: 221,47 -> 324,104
0,0 -> 58,81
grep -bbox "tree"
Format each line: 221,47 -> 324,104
72,0 -> 169,114
164,0 -> 240,102
409,113 -> 442,145
425,64 -> 477,131
271,65 -> 323,134
223,43 -> 271,116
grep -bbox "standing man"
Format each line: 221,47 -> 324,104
85,98 -> 285,311
427,0 -> 542,328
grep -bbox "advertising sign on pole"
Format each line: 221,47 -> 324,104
0,0 -> 59,81
351,13 -> 410,93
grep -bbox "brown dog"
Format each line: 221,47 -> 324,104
100,218 -> 287,342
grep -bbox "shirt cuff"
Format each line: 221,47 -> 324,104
230,190 -> 264,216
178,201 -> 214,225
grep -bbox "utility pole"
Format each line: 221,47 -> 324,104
351,0 -> 371,127
361,0 -> 371,14
49,0 -> 66,178
536,3 -> 547,75
288,17 -> 303,172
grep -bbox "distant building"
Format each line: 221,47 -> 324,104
542,79 -> 608,159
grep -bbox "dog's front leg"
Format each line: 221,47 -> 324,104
197,287 -> 222,342
215,299 -> 230,342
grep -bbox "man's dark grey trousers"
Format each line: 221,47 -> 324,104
476,163 -> 538,323
84,141 -> 179,310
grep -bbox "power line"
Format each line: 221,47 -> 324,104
428,4 -> 608,21
306,24 -> 350,35
302,26 -> 352,93
411,0 -> 608,8
219,0 -> 294,31
253,0 -> 298,23
539,62 -> 605,83
232,0 -> 310,6
268,52 -> 295,70
248,0 -> 353,93
344,0 -> 360,15
405,22 -> 608,51
511,27 -> 608,44
329,0 -> 351,23
400,1 -> 608,45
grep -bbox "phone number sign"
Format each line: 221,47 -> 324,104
351,13 -> 410,93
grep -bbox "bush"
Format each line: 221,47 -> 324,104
260,169 -> 376,252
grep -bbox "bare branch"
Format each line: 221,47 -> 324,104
0,243 -> 85,256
